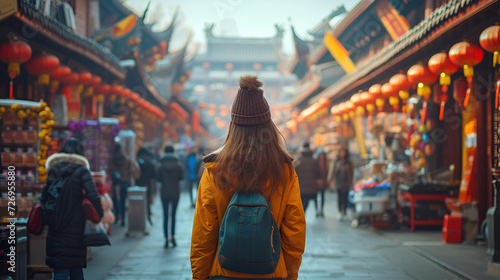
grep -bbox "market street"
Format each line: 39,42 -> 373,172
85,191 -> 466,280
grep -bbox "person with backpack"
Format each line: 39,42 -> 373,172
295,142 -> 321,215
41,138 -> 103,280
136,147 -> 156,225
108,143 -> 140,226
156,145 -> 184,248
191,75 -> 306,280
328,145 -> 354,221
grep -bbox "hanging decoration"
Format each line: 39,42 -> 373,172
26,53 -> 60,85
381,82 -> 398,125
389,72 -> 411,124
0,38 -> 32,99
343,101 -> 354,138
428,51 -> 459,119
359,91 -> 375,128
449,40 -> 484,108
110,85 -> 124,102
330,105 -> 342,135
480,24 -> 500,108
369,84 -> 384,112
95,84 -> 111,102
407,62 -> 438,124
49,65 -> 71,94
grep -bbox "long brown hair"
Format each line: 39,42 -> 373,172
209,121 -> 294,194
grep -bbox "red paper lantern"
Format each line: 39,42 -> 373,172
389,73 -> 411,102
26,53 -> 60,85
428,51 -> 459,119
407,62 -> 438,124
480,24 -> 500,108
369,84 -> 384,111
449,41 -> 484,108
122,88 -> 132,98
381,82 -> 395,98
49,65 -> 71,94
0,38 -> 32,99
78,72 -> 92,86
95,84 -> 110,94
91,76 -> 102,88
50,66 -> 71,81
0,38 -> 32,77
198,101 -> 207,109
480,23 -> 500,67
60,73 -> 79,85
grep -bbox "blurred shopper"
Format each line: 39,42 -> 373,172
186,147 -> 201,208
315,150 -> 329,217
136,147 -> 156,225
41,138 -> 103,280
328,145 -> 354,221
92,172 -> 115,235
156,145 -> 184,248
109,143 -> 140,226
191,76 -> 306,280
295,142 -> 321,214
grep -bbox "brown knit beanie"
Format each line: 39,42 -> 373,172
231,75 -> 271,126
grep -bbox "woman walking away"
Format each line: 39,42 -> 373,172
315,150 -> 329,217
109,143 -> 140,226
328,145 -> 353,221
156,145 -> 184,248
191,75 -> 306,280
41,138 -> 103,280
295,142 -> 321,215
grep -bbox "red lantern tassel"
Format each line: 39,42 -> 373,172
368,115 -> 373,131
496,76 -> 500,109
439,101 -> 445,121
420,101 -> 428,125
343,123 -> 348,138
464,76 -> 473,108
9,80 -> 13,99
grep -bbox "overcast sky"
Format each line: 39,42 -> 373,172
123,0 -> 361,56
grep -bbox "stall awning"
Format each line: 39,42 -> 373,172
296,98 -> 331,123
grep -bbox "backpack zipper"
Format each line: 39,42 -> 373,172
270,225 -> 275,253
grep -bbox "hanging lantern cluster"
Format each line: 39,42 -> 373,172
26,53 -> 60,85
407,62 -> 438,124
448,40 -> 484,108
428,51 -> 459,120
0,37 -> 32,99
480,23 -> 500,108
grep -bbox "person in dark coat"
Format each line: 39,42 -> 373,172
108,143 -> 140,226
185,146 -> 201,208
41,138 -> 103,280
156,145 -> 184,248
136,147 -> 156,225
315,150 -> 329,217
295,142 -> 321,214
328,145 -> 354,221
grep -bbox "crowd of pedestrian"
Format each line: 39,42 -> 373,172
37,75 -> 354,280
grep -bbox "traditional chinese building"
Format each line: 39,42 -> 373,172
183,24 -> 296,136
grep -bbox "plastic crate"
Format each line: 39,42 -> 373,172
442,227 -> 461,243
443,214 -> 462,230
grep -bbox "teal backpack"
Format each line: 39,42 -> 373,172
218,192 -> 281,275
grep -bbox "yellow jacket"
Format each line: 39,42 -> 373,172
190,161 -> 306,280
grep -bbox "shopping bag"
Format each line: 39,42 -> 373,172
27,203 -> 44,235
83,220 -> 111,247
82,198 -> 100,224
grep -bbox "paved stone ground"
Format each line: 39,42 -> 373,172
85,191 -> 466,280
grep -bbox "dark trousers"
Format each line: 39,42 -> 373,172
118,181 -> 132,223
315,189 -> 325,214
161,198 -> 179,238
337,189 -> 349,214
301,194 -> 317,213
